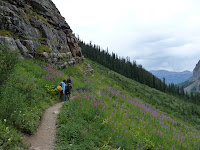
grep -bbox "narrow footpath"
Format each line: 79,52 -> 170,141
24,102 -> 63,150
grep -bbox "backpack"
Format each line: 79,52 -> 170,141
57,82 -> 64,92
57,85 -> 62,92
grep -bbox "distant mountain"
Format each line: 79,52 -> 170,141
183,60 -> 200,93
150,70 -> 193,84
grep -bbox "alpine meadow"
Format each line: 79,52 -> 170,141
0,0 -> 200,150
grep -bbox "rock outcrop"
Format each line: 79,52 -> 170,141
193,60 -> 200,79
83,63 -> 94,76
184,60 -> 200,93
0,0 -> 83,65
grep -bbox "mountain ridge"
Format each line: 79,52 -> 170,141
183,60 -> 200,93
149,69 -> 193,84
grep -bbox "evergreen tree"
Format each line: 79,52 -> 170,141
78,40 -> 198,105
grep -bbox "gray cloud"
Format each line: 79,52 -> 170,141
52,0 -> 200,72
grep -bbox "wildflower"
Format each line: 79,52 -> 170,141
181,135 -> 185,140
4,119 -> 6,122
102,119 -> 109,124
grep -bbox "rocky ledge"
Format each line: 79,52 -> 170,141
0,0 -> 83,66
193,60 -> 200,79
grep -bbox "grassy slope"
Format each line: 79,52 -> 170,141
85,59 -> 200,127
0,59 -> 67,149
56,59 -> 200,150
1,58 -> 200,149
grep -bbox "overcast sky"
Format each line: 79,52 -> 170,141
52,0 -> 200,72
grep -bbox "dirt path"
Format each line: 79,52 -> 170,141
24,102 -> 63,150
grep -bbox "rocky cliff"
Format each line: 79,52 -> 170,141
184,60 -> 200,93
193,60 -> 200,79
0,0 -> 83,67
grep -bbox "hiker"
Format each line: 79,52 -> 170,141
59,79 -> 67,101
65,83 -> 72,101
67,76 -> 72,92
67,76 -> 72,88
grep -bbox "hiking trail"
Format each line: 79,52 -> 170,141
24,101 -> 65,150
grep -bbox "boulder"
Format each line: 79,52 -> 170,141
68,58 -> 75,66
15,39 -> 28,53
0,36 -> 18,51
86,64 -> 94,74
59,62 -> 68,69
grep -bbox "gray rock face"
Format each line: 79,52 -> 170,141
193,60 -> 200,78
193,60 -> 200,92
0,36 -> 18,50
0,0 -> 82,66
184,60 -> 200,93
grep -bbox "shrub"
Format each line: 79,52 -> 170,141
25,8 -> 49,25
36,45 -> 51,53
0,44 -> 18,86
0,59 -> 60,134
0,120 -> 28,149
0,30 -> 13,37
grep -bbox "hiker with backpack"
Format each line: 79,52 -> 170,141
57,77 -> 72,101
65,83 -> 72,101
58,79 -> 67,101
66,76 -> 72,101
67,76 -> 72,88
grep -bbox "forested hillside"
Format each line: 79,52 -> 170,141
79,40 -> 200,104
1,44 -> 200,149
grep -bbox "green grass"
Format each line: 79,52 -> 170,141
0,30 -> 13,38
86,59 -> 200,127
56,89 -> 200,149
1,0 -> 9,4
25,8 -> 50,26
37,38 -> 48,42
1,50 -> 200,149
56,58 -> 200,150
0,45 -> 18,86
36,45 -> 51,53
0,58 -> 67,149
0,120 -> 29,149
0,59 -> 61,133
